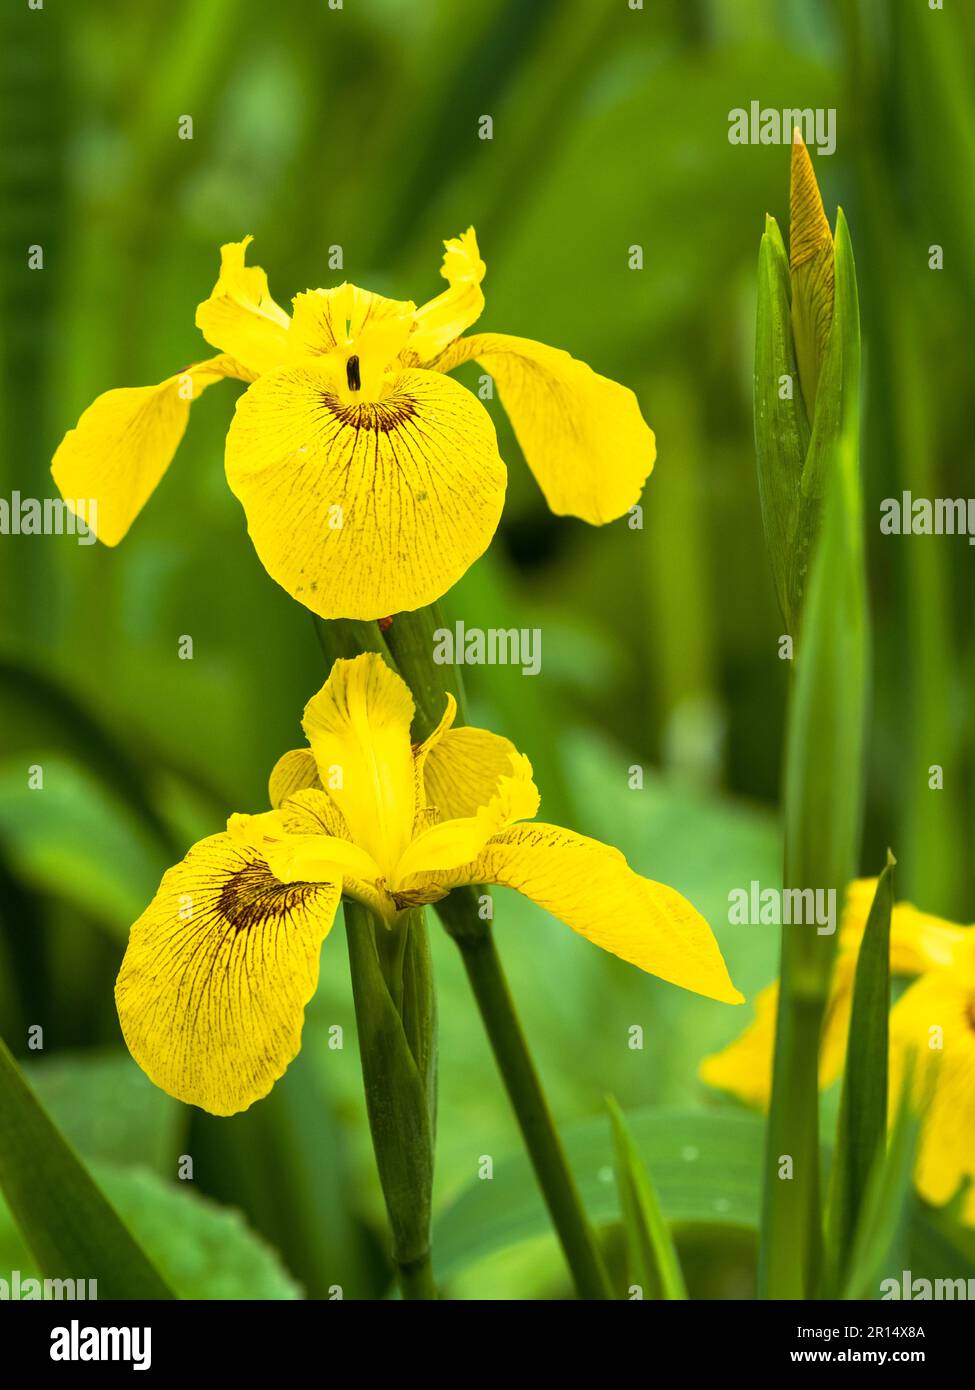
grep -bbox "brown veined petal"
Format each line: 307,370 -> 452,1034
410,227 -> 486,365
411,823 -> 741,1004
115,833 -> 340,1116
422,725 -> 522,820
434,332 -> 654,524
224,360 -> 507,620
195,237 -> 292,377
268,748 -> 321,808
51,354 -> 246,546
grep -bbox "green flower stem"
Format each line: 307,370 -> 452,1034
345,901 -> 438,1299
436,889 -> 613,1300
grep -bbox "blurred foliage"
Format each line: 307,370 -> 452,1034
0,0 -> 973,1298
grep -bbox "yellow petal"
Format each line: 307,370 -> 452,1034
701,951 -> 857,1110
434,332 -> 654,524
427,823 -> 741,1003
410,227 -> 486,364
224,361 -> 506,619
289,284 -> 416,398
422,725 -> 522,820
839,878 -> 969,975
888,943 -> 975,1212
195,237 -> 292,377
227,806 -> 381,885
51,356 -> 240,547
301,654 -> 417,875
699,982 -> 781,1108
393,752 -> 539,884
115,833 -> 340,1115
268,748 -> 321,808
789,132 -> 835,419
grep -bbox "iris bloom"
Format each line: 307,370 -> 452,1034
52,230 -> 655,620
701,879 -> 975,1220
117,654 -> 740,1115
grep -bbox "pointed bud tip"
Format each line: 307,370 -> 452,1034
789,132 -> 832,270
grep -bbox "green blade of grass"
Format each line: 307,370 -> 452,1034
824,852 -> 895,1294
0,1035 -> 174,1298
841,1076 -> 921,1301
607,1096 -> 687,1300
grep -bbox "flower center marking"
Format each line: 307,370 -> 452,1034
346,354 -> 361,392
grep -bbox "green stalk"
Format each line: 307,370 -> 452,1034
345,902 -> 437,1300
752,167 -> 867,1297
436,890 -> 613,1300
384,602 -> 613,1299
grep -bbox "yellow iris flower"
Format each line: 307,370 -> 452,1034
52,229 -> 656,620
700,879 -> 975,1220
116,653 -> 740,1116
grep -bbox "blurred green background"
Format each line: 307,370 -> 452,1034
1,0 -> 973,1298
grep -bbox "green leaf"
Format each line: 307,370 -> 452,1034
434,1108 -> 763,1282
0,1034 -> 174,1299
825,854 -> 895,1292
841,1081 -> 921,1300
0,756 -> 169,939
753,214 -> 810,633
607,1097 -> 687,1299
0,1165 -> 301,1301
761,203 -> 868,1299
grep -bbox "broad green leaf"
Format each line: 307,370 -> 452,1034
825,854 -> 894,1292
434,1108 -> 763,1282
0,756 -> 169,939
608,1096 -> 687,1299
0,1165 -> 301,1301
0,1034 -> 174,1299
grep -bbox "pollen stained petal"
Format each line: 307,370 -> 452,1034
224,362 -> 506,619
433,332 -> 654,524
115,833 -> 340,1116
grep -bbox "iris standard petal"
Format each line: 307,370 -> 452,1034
195,237 -> 292,377
51,355 -> 244,546
434,331 -> 655,523
224,361 -> 506,619
115,832 -> 340,1116
410,227 -> 486,364
301,653 -> 417,874
422,726 -> 522,820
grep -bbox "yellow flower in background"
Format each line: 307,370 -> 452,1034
116,653 -> 739,1116
700,880 -> 975,1219
700,879 -> 968,1108
52,229 -> 656,620
888,934 -> 975,1223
